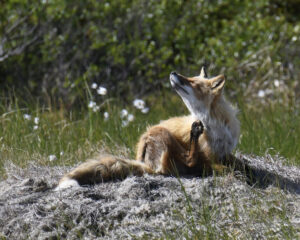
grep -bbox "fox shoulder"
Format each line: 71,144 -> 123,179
158,115 -> 195,146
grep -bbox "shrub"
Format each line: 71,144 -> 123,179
0,0 -> 299,106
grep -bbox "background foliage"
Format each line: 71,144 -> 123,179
1,0 -> 299,106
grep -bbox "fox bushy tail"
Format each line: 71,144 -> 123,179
56,155 -> 154,190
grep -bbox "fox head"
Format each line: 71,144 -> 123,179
170,67 -> 225,117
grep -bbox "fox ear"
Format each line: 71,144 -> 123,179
210,74 -> 225,94
199,66 -> 208,78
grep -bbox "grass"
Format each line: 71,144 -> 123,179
164,187 -> 299,239
1,91 -> 299,179
238,100 -> 300,165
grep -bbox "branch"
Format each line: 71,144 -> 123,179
0,25 -> 40,62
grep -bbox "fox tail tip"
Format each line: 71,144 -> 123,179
55,177 -> 79,191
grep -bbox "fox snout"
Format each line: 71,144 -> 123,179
170,72 -> 189,95
170,72 -> 185,86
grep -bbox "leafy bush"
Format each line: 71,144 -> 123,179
1,0 -> 299,106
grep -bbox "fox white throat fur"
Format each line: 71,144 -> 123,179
57,66 -> 240,189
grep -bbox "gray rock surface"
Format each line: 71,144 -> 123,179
0,154 -> 299,239
228,153 -> 300,194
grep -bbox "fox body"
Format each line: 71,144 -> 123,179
57,67 -> 240,190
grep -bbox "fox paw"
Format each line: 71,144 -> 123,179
191,120 -> 204,139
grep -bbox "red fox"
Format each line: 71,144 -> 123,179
57,67 -> 240,190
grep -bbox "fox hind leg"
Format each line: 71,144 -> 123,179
136,126 -> 187,175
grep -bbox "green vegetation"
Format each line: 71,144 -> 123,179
1,0 -> 299,104
239,101 -> 300,165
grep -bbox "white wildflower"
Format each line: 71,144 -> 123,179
104,112 -> 109,120
23,114 -> 31,120
88,101 -> 96,108
33,125 -> 38,130
120,109 -> 128,118
34,117 -> 39,125
274,80 -> 280,87
97,86 -> 107,95
127,114 -> 134,122
122,120 -> 129,127
49,155 -> 57,161
92,105 -> 100,112
258,90 -> 265,98
60,151 -> 64,156
91,83 -> 98,89
141,107 -> 149,114
133,99 -> 145,109
292,36 -> 297,42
